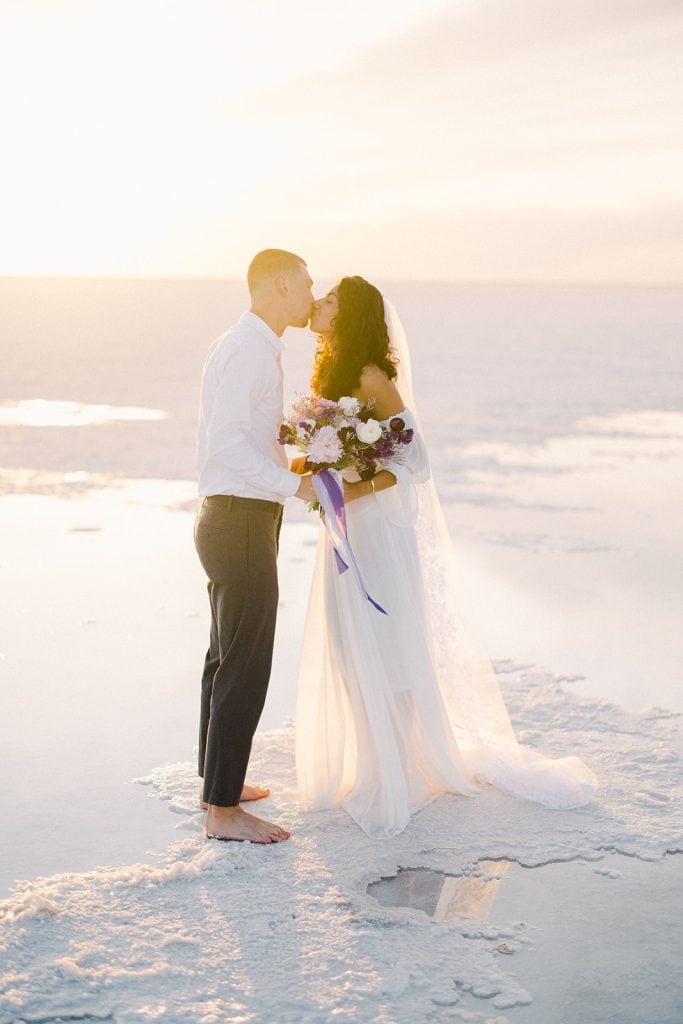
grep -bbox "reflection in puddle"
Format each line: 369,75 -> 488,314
0,399 -> 167,427
367,859 -> 511,922
369,854 -> 683,1024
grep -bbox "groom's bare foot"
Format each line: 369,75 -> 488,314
204,804 -> 290,844
198,783 -> 270,810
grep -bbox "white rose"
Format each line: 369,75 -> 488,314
355,418 -> 382,444
338,396 -> 360,416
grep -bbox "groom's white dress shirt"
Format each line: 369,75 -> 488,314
196,311 -> 300,503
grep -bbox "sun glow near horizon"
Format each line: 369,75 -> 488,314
1,0 -> 681,283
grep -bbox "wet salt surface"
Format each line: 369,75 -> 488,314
0,399 -> 166,427
368,855 -> 683,1022
440,410 -> 683,717
485,852 -> 683,1024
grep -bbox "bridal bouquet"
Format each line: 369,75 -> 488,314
279,395 -> 413,616
278,394 -> 413,488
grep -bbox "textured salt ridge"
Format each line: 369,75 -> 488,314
1,667 -> 681,1024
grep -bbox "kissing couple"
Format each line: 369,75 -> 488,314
194,248 -> 598,844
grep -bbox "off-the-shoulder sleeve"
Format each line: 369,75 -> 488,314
384,408 -> 431,485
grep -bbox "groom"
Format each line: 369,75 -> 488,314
194,249 -> 315,844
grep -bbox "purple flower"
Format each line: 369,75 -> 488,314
401,429 -> 414,444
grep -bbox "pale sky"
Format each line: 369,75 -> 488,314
1,0 -> 681,282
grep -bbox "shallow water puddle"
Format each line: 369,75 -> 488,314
367,859 -> 511,922
0,399 -> 166,426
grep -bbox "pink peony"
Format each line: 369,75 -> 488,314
306,425 -> 344,464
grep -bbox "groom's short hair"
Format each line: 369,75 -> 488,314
247,249 -> 306,294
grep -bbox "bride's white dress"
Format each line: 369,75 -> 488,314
295,407 -> 599,838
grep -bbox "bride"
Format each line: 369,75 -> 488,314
295,276 -> 598,837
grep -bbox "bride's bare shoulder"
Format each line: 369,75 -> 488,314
353,364 -> 405,418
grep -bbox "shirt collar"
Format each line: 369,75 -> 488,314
239,310 -> 284,354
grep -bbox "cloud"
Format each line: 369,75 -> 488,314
259,0 -> 683,97
248,0 -> 683,212
2,0 -> 680,279
286,201 -> 683,283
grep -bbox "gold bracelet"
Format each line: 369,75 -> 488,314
370,478 -> 376,495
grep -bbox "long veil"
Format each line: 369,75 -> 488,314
383,298 -> 598,808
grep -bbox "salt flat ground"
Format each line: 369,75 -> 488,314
0,280 -> 681,1022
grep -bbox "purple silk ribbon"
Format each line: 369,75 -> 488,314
312,469 -> 387,615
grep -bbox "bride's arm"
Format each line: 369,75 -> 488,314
344,469 -> 395,503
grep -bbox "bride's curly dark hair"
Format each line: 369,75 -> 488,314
310,276 -> 398,400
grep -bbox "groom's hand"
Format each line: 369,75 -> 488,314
294,473 -> 316,503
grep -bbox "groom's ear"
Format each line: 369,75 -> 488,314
273,274 -> 289,298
